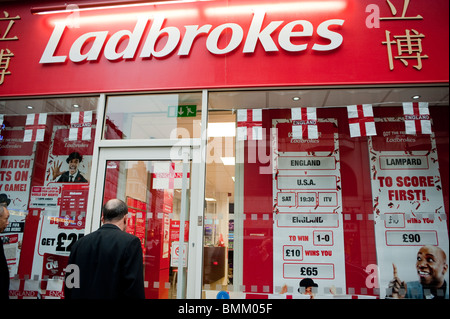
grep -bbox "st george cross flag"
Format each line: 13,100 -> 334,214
347,104 -> 376,138
69,111 -> 93,141
291,107 -> 318,139
237,109 -> 263,141
24,113 -> 47,142
152,162 -> 190,190
403,102 -> 432,135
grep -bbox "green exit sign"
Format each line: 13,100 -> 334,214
168,105 -> 197,118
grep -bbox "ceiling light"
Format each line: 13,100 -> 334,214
26,105 -> 33,109
412,95 -> 421,100
292,96 -> 300,101
220,157 -> 235,165
73,104 -> 80,108
208,122 -> 236,137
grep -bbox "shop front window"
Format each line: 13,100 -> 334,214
103,93 -> 202,140
1,87 -> 448,300
202,110 -> 235,295
0,96 -> 98,298
101,159 -> 191,299
202,87 -> 449,299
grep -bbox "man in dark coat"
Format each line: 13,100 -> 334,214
65,199 -> 145,299
0,204 -> 10,300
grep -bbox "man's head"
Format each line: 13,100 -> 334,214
0,193 -> 10,207
416,245 -> 448,288
298,278 -> 318,295
101,199 -> 128,231
66,152 -> 83,175
0,206 -> 10,233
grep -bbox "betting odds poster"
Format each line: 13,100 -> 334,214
10,124 -> 94,299
0,129 -> 35,286
272,118 -> 346,297
369,118 -> 449,299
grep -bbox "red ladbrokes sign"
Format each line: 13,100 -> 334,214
1,0 -> 448,96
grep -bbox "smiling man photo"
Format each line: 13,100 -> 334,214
388,245 -> 448,299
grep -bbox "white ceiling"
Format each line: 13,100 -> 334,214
1,85 -> 448,114
208,86 -> 449,109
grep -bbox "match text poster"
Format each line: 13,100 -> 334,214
272,118 -> 346,297
369,119 -> 449,299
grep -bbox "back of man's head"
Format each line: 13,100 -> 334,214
102,199 -> 128,222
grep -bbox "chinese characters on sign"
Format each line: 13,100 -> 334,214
367,0 -> 428,71
383,29 -> 428,71
0,11 -> 20,85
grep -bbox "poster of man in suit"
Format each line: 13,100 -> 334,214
51,151 -> 88,183
45,126 -> 93,186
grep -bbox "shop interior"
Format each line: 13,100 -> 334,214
202,86 -> 449,295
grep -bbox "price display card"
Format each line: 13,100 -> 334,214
23,184 -> 89,299
272,118 -> 346,296
369,119 -> 449,299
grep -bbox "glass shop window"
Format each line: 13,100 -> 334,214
103,93 -> 202,140
202,88 -> 449,299
0,96 -> 99,299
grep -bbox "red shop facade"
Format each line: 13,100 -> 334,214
0,0 -> 448,300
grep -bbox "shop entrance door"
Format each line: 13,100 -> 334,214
88,146 -> 197,299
